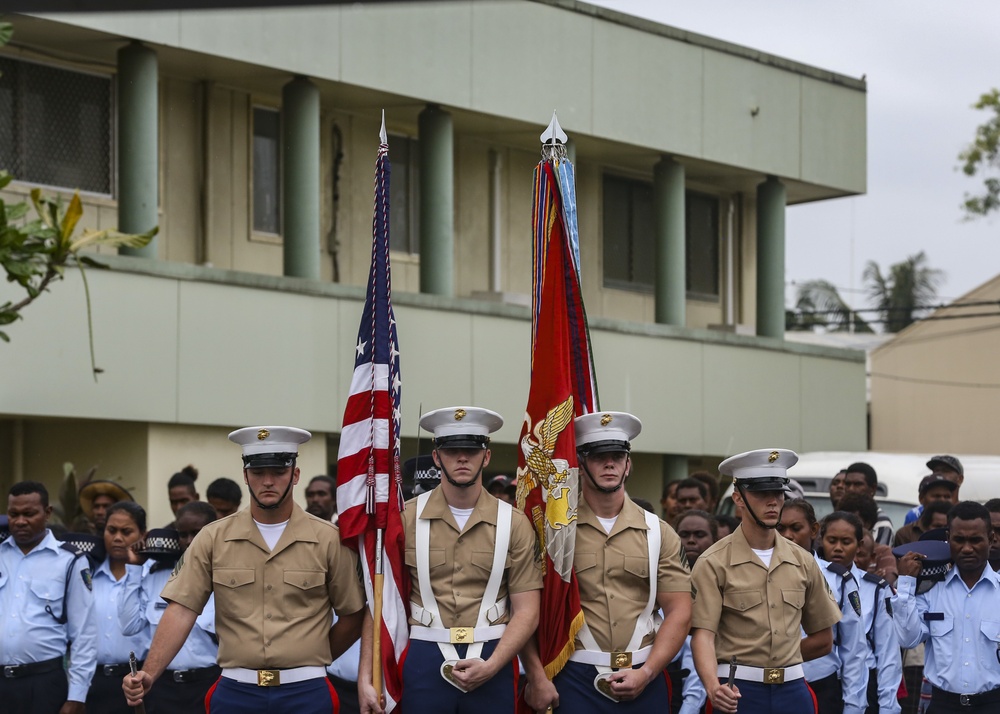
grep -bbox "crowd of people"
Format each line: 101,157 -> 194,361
2,420 -> 998,714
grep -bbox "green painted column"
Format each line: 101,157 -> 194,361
282,76 -> 321,279
418,104 -> 454,296
654,157 -> 686,326
117,42 -> 158,258
756,176 -> 786,338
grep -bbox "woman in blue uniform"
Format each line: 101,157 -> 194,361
86,501 -> 149,714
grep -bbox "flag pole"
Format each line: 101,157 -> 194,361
373,527 -> 385,706
368,109 -> 389,707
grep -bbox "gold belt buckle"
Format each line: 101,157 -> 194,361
764,668 -> 784,684
449,627 -> 471,644
610,651 -> 632,669
257,669 -> 280,687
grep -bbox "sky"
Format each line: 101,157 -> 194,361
588,0 -> 1000,313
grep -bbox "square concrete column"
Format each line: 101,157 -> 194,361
756,176 -> 786,339
117,42 -> 159,258
418,104 -> 454,296
282,76 -> 321,279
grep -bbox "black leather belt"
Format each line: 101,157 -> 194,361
167,665 -> 221,683
97,662 -> 140,677
932,686 -> 1000,707
2,657 -> 63,678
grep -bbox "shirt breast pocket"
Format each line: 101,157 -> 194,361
781,588 -> 806,636
283,569 -> 326,619
26,578 -> 62,623
621,555 -> 652,603
928,617 -> 954,639
213,568 -> 256,618
979,619 -> 1000,667
723,590 -> 763,613
574,552 -> 601,602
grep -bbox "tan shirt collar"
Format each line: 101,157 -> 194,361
224,502 -> 318,557
419,485 -> 498,533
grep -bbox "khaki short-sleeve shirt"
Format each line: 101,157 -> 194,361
690,525 -> 840,667
574,497 -> 691,652
403,487 -> 542,628
161,504 -> 365,669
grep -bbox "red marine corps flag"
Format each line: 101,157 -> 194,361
516,112 -> 599,682
337,113 -> 408,712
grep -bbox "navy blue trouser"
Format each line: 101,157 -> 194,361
552,660 -> 669,711
733,677 -> 817,713
206,675 -> 338,714
401,639 -> 516,713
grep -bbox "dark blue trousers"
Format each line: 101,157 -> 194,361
401,639 -> 516,713
732,677 -> 817,714
552,660 -> 669,712
206,675 -> 338,714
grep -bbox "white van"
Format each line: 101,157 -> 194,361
717,451 -> 1000,526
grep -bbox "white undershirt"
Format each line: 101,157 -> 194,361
254,519 -> 289,551
751,546 -> 774,568
597,515 -> 618,534
449,506 -> 475,531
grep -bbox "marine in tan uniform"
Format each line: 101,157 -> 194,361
359,406 -> 542,714
690,448 -> 841,714
123,426 -> 365,714
523,411 -> 692,712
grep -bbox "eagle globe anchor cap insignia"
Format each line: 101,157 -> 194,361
258,428 -> 270,440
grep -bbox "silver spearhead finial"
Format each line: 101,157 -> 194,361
540,110 -> 568,145
379,109 -> 387,146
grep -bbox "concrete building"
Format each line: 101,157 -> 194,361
871,275 -> 1000,455
0,1 -> 867,526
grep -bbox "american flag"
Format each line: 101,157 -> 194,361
337,126 -> 408,712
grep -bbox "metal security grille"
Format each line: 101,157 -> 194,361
0,57 -> 112,195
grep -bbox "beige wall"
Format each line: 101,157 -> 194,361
1,260 -> 866,455
870,277 -> 1000,455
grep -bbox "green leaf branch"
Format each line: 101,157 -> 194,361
0,170 -> 157,378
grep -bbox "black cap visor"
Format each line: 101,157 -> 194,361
243,452 -> 297,469
578,439 -> 631,456
435,435 -> 489,449
735,476 -> 789,493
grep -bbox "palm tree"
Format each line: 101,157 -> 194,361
788,279 -> 873,332
862,251 -> 943,333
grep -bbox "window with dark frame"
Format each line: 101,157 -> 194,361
252,106 -> 281,235
602,174 -> 655,290
0,57 -> 112,195
602,173 -> 721,299
686,190 -> 720,299
387,134 -> 419,255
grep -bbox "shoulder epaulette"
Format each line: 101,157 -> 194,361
826,561 -> 853,580
862,571 -> 888,588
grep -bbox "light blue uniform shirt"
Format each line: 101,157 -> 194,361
92,558 -> 150,665
801,556 -> 869,714
671,635 -> 706,714
853,565 -> 901,714
892,568 -> 1000,695
0,530 -> 98,702
119,562 -> 218,670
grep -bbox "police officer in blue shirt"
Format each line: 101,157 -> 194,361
893,501 -> 1000,713
0,481 -> 98,714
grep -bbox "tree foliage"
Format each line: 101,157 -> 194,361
787,279 -> 873,333
787,252 -> 942,334
862,251 -> 943,333
0,171 -> 157,375
959,88 -> 1000,218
